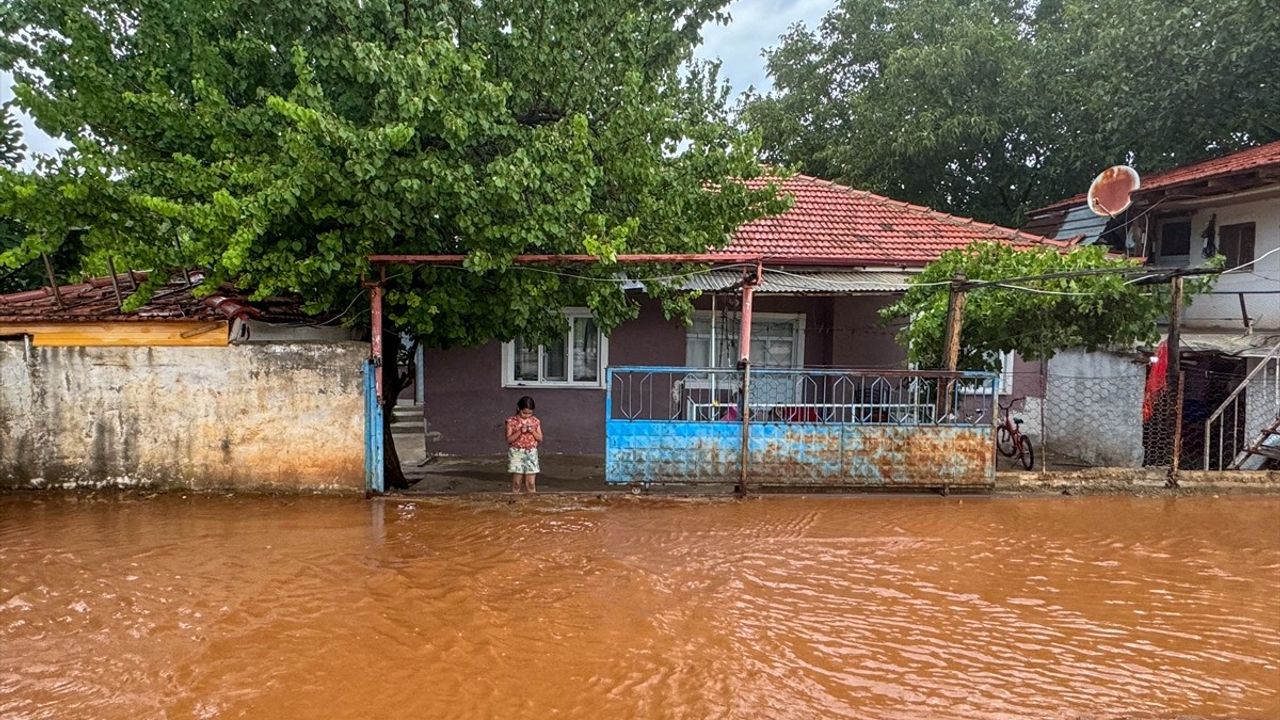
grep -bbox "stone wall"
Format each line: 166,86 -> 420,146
0,341 -> 366,492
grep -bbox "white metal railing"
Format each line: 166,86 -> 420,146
1203,341 -> 1280,470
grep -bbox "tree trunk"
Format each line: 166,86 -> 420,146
381,327 -> 410,490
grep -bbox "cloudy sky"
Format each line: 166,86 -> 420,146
3,0 -> 833,169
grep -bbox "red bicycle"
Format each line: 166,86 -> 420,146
996,397 -> 1035,470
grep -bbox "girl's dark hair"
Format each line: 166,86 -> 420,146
517,396 -> 536,411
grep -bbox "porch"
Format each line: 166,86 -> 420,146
418,286 -> 914,459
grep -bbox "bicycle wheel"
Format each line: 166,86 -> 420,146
1018,435 -> 1035,470
996,426 -> 1016,457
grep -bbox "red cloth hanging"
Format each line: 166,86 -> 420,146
1143,341 -> 1169,422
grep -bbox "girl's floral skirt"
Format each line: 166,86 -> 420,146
508,447 -> 540,474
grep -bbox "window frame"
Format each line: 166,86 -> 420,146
1219,222 -> 1256,268
500,309 -> 609,389
957,350 -> 1016,396
1154,217 -> 1193,265
684,310 -> 807,371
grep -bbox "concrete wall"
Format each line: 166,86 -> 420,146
424,295 -> 907,456
0,341 -> 366,492
1161,196 -> 1280,331
1035,350 -> 1146,467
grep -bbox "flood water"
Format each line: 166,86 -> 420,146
1,494 -> 1277,719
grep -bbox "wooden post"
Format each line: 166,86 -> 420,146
938,273 -> 968,419
1167,371 -> 1185,488
41,253 -> 65,309
106,257 -> 125,311
1166,275 -> 1183,388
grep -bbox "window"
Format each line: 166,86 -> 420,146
502,310 -> 607,388
685,311 -> 805,368
1219,223 -> 1255,268
960,351 -> 1015,395
1156,219 -> 1192,261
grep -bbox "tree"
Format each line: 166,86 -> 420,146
741,0 -> 1280,227
0,101 -> 36,294
882,243 -> 1211,372
0,0 -> 786,486
0,102 -> 22,168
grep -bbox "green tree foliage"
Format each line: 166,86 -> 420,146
0,0 -> 785,343
0,103 -> 22,168
882,243 -> 1211,371
0,101 -> 34,294
742,0 -> 1280,227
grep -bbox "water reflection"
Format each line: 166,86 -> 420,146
1,494 -> 1277,719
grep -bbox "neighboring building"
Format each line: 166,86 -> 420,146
424,174 -> 1062,457
0,272 -> 367,491
1024,142 -> 1280,469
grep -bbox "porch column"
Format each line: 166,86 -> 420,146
371,277 -> 384,405
737,264 -> 761,495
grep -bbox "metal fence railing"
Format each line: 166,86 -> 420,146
604,366 -> 999,489
607,366 -> 999,426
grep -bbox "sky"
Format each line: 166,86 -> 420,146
2,0 -> 834,170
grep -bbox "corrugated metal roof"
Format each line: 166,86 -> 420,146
681,270 -> 917,294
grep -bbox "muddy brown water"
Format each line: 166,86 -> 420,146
1,494 -> 1277,720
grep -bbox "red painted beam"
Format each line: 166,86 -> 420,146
366,253 -> 932,268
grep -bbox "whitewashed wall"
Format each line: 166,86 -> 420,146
0,341 -> 366,492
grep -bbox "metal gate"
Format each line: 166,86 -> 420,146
605,366 -> 998,489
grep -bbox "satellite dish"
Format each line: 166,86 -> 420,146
1086,165 -> 1141,217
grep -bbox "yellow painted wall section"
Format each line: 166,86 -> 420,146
0,321 -> 230,347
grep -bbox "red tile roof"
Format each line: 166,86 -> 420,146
0,272 -> 310,324
721,174 -> 1067,267
1031,140 -> 1280,215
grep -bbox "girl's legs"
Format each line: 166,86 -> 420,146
511,473 -> 522,493
524,473 -> 537,493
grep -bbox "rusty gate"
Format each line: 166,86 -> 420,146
605,366 -> 998,489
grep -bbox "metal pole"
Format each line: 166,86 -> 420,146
371,273 -> 385,406
737,266 -> 760,496
1167,370 -> 1185,488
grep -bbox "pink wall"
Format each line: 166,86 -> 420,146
831,295 -> 908,369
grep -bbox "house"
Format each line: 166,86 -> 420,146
0,272 -> 368,491
1024,142 -> 1280,469
421,174 -> 1062,460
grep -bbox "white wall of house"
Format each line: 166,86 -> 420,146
1154,194 -> 1280,331
1017,350 -> 1146,468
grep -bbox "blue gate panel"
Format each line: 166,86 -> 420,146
606,420 -> 740,484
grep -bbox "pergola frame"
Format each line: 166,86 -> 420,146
364,253 -> 765,405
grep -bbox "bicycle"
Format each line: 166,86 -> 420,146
996,397 -> 1035,470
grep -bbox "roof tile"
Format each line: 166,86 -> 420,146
720,175 -> 1064,266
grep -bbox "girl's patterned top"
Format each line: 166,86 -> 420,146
506,416 -> 541,450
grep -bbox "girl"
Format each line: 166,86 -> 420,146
505,396 -> 543,493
